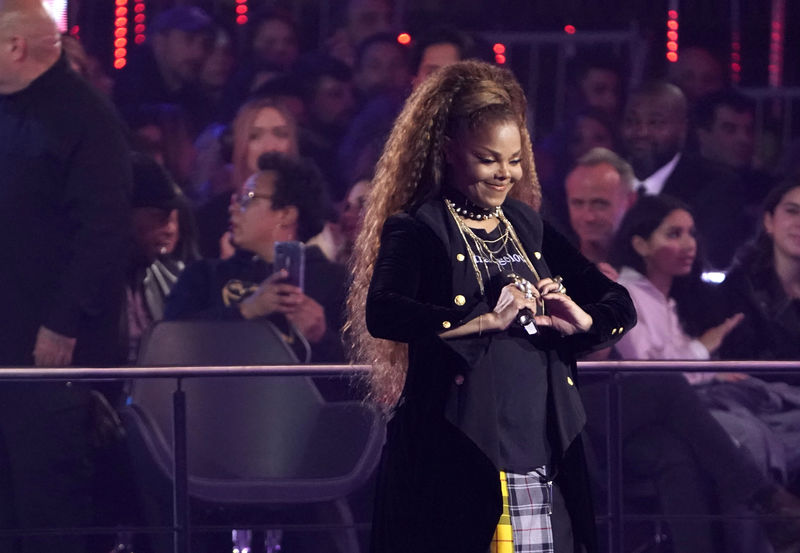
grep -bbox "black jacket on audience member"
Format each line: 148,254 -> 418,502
661,155 -> 748,269
717,259 -> 800,361
164,246 -> 346,362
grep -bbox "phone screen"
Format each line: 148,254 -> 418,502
273,241 -> 305,291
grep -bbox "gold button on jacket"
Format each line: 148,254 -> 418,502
441,321 -> 451,329
454,295 -> 466,306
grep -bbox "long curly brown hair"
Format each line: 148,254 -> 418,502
345,60 -> 542,408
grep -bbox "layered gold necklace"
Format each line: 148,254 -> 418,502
445,198 -> 540,295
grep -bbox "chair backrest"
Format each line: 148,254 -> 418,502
132,319 -> 331,479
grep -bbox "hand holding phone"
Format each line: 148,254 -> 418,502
273,241 -> 305,291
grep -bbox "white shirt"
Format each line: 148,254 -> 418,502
615,267 -> 713,384
633,153 -> 681,196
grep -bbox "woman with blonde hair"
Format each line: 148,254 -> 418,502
197,97 -> 300,257
346,60 -> 636,553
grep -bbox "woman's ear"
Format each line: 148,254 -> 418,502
631,235 -> 649,259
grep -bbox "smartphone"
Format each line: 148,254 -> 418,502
273,241 -> 305,291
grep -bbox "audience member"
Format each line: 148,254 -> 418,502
200,26 -> 236,118
166,152 -> 345,363
566,52 -> 624,117
129,103 -> 198,198
668,45 -> 726,106
61,33 -> 113,96
113,6 -> 215,135
196,98 -> 299,258
611,195 -> 741,362
565,147 -> 636,275
245,8 -> 300,71
338,26 -> 472,188
293,53 -> 356,200
0,2 -> 132,551
621,81 -> 747,268
718,180 -> 800,361
352,31 -> 410,101
326,0 -> 392,67
610,194 -> 800,550
410,26 -> 475,89
126,153 -> 198,364
538,108 -> 618,231
695,89 -> 776,226
308,176 -> 371,264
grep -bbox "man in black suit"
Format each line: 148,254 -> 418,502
695,89 -> 776,234
621,82 -> 747,269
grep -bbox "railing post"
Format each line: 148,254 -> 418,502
607,371 -> 623,553
173,378 -> 190,553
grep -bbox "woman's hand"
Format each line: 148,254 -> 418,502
532,277 -> 593,336
699,313 -> 745,354
487,282 -> 543,332
239,270 -> 290,319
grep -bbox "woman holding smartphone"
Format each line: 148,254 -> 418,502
165,152 -> 346,362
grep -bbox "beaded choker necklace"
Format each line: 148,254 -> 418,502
444,195 -> 500,221
444,199 -> 540,295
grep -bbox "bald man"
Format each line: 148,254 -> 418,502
0,2 -> 131,551
621,81 -> 747,269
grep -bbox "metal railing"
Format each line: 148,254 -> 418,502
1,360 -> 799,553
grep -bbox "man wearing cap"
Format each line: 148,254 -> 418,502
0,1 -> 131,551
113,5 -> 215,134
126,152 -> 195,363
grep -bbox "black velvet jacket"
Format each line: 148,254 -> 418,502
366,197 -> 636,553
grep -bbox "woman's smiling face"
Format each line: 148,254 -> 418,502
635,208 -> 698,279
445,119 -> 523,209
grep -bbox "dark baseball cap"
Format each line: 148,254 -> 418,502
131,153 -> 183,210
150,6 -> 214,35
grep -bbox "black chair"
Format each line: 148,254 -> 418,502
121,319 -> 385,553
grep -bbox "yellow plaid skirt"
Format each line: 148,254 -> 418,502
489,469 -> 554,553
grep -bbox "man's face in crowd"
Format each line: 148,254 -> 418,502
580,68 -> 620,115
347,0 -> 392,44
153,29 -> 213,86
668,47 -> 724,103
412,42 -> 461,89
252,18 -> 299,69
697,106 -> 755,170
311,75 -> 355,127
355,41 -> 409,96
566,162 -> 633,249
621,92 -> 686,178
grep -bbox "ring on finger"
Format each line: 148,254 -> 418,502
553,275 -> 566,294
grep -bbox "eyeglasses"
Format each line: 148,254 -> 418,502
234,190 -> 272,211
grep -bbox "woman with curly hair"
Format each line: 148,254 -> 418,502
346,60 -> 636,553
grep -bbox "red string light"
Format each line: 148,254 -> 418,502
236,0 -> 248,25
768,0 -> 785,87
666,7 -> 679,62
133,0 -> 146,45
113,0 -> 128,70
564,25 -> 576,34
397,33 -> 411,45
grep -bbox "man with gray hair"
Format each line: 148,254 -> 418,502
565,147 -> 636,277
0,1 -> 131,550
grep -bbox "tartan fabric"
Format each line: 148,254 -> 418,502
490,469 -> 554,553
